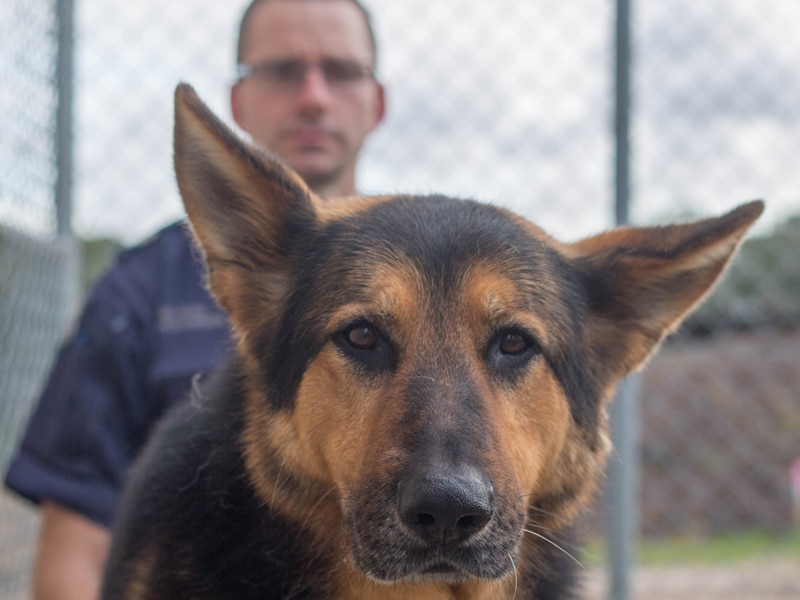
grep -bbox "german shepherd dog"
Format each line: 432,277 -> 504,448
102,84 -> 762,599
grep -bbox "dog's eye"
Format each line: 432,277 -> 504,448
346,324 -> 378,350
487,328 -> 540,376
499,331 -> 528,356
335,321 -> 395,373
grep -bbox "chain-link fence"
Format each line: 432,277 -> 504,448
2,1 -> 799,599
1,2 -> 76,598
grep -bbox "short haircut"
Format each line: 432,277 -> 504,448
236,0 -> 378,68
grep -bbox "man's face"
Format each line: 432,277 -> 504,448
231,0 -> 385,195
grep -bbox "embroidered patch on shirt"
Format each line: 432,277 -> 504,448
158,304 -> 227,333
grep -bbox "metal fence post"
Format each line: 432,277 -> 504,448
608,1 -> 638,599
614,0 -> 631,229
56,0 -> 74,238
607,375 -> 641,600
55,0 -> 80,319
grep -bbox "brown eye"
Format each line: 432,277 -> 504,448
336,320 -> 395,373
499,332 -> 529,356
347,324 -> 378,350
487,328 -> 540,378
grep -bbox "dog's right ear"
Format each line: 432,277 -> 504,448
173,83 -> 316,350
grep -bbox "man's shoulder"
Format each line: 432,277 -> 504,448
116,220 -> 194,268
89,219 -> 205,311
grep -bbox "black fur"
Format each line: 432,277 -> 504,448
103,361 -> 331,599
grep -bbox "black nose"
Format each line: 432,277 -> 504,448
397,465 -> 493,545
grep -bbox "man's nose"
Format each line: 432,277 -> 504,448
295,65 -> 332,110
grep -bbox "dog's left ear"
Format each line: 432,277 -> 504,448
569,201 -> 763,384
173,83 -> 317,351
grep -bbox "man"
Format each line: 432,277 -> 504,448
4,1 -> 385,598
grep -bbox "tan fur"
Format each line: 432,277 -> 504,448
125,549 -> 158,600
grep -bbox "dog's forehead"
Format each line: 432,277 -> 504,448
304,195 -> 578,335
315,195 -> 555,279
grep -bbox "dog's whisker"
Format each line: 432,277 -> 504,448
521,528 -> 584,569
509,554 -> 519,600
523,520 -> 559,535
297,485 -> 339,533
516,544 -> 548,575
524,503 -> 562,519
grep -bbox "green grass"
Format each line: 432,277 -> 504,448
583,530 -> 800,567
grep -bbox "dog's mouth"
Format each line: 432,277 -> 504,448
353,540 -> 520,584
401,561 -> 470,584
347,510 -> 523,583
421,562 -> 457,575
418,559 -> 487,582
373,560 -> 468,585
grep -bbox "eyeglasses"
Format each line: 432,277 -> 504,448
236,59 -> 374,93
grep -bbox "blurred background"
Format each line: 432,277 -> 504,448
1,1 -> 798,598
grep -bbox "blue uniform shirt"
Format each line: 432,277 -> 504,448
4,222 -> 231,528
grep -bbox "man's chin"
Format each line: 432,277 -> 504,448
287,157 -> 343,188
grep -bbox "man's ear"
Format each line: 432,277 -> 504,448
373,81 -> 387,129
568,201 -> 764,384
230,81 -> 245,130
174,83 -> 317,351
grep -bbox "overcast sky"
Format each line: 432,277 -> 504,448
2,0 -> 799,243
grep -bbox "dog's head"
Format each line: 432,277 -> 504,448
173,84 -> 762,587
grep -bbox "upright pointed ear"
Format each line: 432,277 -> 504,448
173,83 -> 317,351
569,200 -> 763,384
